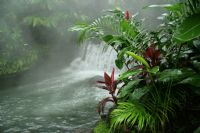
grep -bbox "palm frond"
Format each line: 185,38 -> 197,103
110,101 -> 153,131
69,9 -> 139,47
181,0 -> 200,17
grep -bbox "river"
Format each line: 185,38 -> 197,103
0,43 -> 117,133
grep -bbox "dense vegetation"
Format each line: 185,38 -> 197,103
71,0 -> 200,132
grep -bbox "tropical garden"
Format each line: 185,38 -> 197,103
0,0 -> 199,132
71,0 -> 200,132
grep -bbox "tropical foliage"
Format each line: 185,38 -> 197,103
71,0 -> 200,132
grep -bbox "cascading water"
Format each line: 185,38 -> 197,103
0,43 -> 118,133
63,42 -> 118,73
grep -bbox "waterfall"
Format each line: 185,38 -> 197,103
62,42 -> 118,74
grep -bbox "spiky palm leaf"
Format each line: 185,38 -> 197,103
110,83 -> 186,132
181,0 -> 200,17
110,101 -> 153,131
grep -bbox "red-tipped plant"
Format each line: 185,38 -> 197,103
96,68 -> 117,114
144,45 -> 161,67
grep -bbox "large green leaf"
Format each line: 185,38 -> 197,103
158,68 -> 194,82
119,69 -> 142,80
174,14 -> 200,42
147,66 -> 160,74
115,58 -> 124,69
158,69 -> 194,82
118,79 -> 142,98
179,75 -> 200,88
120,20 -> 137,38
130,86 -> 149,101
115,47 -> 132,69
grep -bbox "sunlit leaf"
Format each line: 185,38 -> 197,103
147,66 -> 159,74
119,69 -> 142,80
126,51 -> 150,68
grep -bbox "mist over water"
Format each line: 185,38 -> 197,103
0,0 -> 171,132
0,42 -> 115,132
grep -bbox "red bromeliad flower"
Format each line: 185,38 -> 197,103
144,45 -> 161,66
125,10 -> 130,20
97,68 -> 117,94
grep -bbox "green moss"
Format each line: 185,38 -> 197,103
93,120 -> 110,133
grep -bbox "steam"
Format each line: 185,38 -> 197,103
0,0 -> 170,83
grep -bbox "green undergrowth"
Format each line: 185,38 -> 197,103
93,120 -> 110,133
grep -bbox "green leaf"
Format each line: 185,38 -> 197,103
145,3 -> 182,12
115,47 -> 132,69
102,35 -> 113,43
68,24 -> 89,31
78,30 -> 87,44
179,75 -> 200,87
118,79 -> 142,98
130,86 -> 149,101
194,126 -> 200,133
115,59 -> 124,69
94,120 -> 110,133
120,20 -> 137,38
126,51 -> 150,68
174,14 -> 200,42
147,66 -> 159,74
192,61 -> 200,72
119,69 -> 142,80
158,69 -> 194,82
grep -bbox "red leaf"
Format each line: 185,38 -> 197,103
104,72 -> 111,86
125,10 -> 129,20
96,85 -> 109,91
111,68 -> 115,83
144,45 -> 161,66
96,80 -> 106,84
146,47 -> 154,59
97,97 -> 114,114
154,50 -> 160,59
